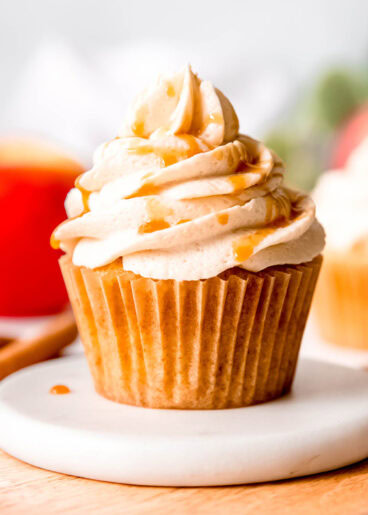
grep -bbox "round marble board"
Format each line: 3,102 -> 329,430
1,356 -> 368,486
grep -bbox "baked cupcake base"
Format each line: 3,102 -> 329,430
314,251 -> 368,350
60,255 -> 322,409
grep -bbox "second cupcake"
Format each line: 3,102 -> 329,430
313,137 -> 368,350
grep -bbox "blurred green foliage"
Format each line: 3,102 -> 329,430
265,66 -> 368,191
312,69 -> 367,130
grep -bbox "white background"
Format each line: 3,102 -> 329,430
1,0 -> 367,159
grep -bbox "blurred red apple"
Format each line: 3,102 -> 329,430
331,104 -> 368,168
0,137 -> 84,316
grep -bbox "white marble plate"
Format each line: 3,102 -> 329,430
1,357 -> 368,486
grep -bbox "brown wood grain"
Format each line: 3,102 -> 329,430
1,450 -> 368,514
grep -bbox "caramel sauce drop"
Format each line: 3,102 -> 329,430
127,134 -> 203,170
216,213 -> 229,225
126,135 -> 205,199
128,142 -> 177,167
166,83 -> 176,97
127,142 -> 177,168
79,188 -> 92,213
49,384 -> 71,395
233,218 -> 290,263
50,232 -> 60,250
50,178 -> 92,249
51,175 -> 92,250
233,229 -> 273,262
138,219 -> 170,234
213,148 -> 224,160
228,174 -> 248,193
207,112 -> 222,124
131,120 -> 145,138
195,111 -> 223,137
176,134 -> 203,155
155,134 -> 203,167
138,217 -> 194,234
202,112 -> 223,129
127,181 -> 162,199
128,143 -> 154,155
75,175 -> 92,213
137,197 -> 175,234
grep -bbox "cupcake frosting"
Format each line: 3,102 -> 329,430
314,136 -> 368,253
53,65 -> 324,280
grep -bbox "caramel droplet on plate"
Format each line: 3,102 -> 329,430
49,384 -> 71,395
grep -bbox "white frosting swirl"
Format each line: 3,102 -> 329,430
314,136 -> 368,253
53,66 -> 324,280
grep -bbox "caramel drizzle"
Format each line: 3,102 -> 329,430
227,172 -> 261,193
138,219 -> 170,234
127,134 -> 204,168
50,175 -> 93,249
126,181 -> 162,199
125,135 -> 207,199
137,218 -> 192,234
233,210 -> 303,263
233,219 -> 287,262
194,112 -> 223,139
216,213 -> 229,225
166,83 -> 176,97
75,181 -> 92,213
50,232 -> 61,250
202,111 -> 222,128
131,120 -> 145,138
51,85 -> 284,253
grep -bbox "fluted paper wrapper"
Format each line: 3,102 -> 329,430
314,253 -> 368,349
60,255 -> 322,409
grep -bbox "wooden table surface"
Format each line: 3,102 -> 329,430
1,450 -> 368,514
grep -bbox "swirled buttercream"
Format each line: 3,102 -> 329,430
52,65 -> 324,279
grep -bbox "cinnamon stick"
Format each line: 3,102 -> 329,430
0,311 -> 78,380
0,337 -> 14,348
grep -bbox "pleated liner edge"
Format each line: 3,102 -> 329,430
60,255 -> 322,409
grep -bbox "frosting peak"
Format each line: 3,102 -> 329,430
53,66 -> 324,279
120,65 -> 239,147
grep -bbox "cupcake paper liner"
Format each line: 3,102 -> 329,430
60,255 -> 322,409
314,253 -> 368,350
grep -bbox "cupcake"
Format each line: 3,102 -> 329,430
52,65 -> 324,409
313,137 -> 368,350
